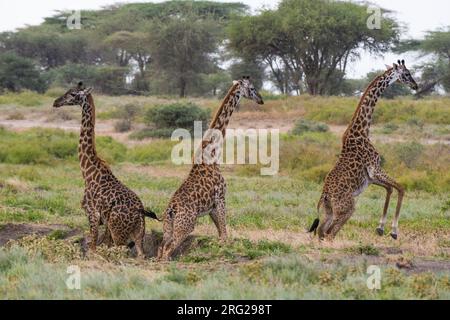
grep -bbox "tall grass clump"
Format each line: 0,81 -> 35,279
126,140 -> 175,163
0,90 -> 45,107
291,119 -> 329,135
0,128 -> 77,164
0,128 -> 128,165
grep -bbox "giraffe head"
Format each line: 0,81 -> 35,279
234,76 -> 264,105
390,60 -> 418,90
53,82 -> 93,108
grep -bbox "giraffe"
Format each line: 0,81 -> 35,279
157,76 -> 264,260
53,82 -> 160,258
308,60 -> 418,240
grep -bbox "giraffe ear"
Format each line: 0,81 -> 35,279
85,87 -> 93,94
385,64 -> 391,70
232,80 -> 239,85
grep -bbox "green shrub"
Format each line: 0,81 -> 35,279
45,87 -> 66,98
0,90 -> 44,107
96,136 -> 127,163
381,122 -> 399,134
398,171 -> 435,192
4,144 -> 48,165
99,103 -> 142,121
114,119 -> 132,133
144,102 -> 210,137
129,128 -> 174,140
6,112 -> 25,120
291,119 -> 329,135
393,142 -> 425,168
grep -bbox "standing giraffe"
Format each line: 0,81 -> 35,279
53,82 -> 160,258
157,77 -> 264,260
308,60 -> 418,240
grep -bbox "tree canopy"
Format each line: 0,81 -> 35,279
396,27 -> 450,96
0,0 -> 428,97
228,0 -> 400,95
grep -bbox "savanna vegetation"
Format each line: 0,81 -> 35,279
0,90 -> 448,299
1,0 -> 449,99
0,0 -> 449,300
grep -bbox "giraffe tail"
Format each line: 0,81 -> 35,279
142,209 -> 162,222
308,193 -> 325,234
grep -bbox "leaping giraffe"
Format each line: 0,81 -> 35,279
308,60 -> 418,240
53,82 -> 160,258
157,76 -> 264,260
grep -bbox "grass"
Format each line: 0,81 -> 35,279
0,246 -> 448,299
0,92 -> 449,299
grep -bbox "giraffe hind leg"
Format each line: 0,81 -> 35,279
324,196 -> 355,240
317,199 -> 333,240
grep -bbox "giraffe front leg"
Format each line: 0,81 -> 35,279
372,182 -> 393,236
88,212 -> 101,253
372,170 -> 404,239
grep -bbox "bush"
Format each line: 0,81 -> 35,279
291,119 -> 329,135
143,102 -> 210,137
393,142 -> 425,168
6,112 -> 25,120
0,90 -> 44,107
0,128 -> 78,164
96,136 -> 127,163
114,120 -> 132,133
0,128 -> 128,165
129,128 -> 174,140
380,122 -> 399,134
0,53 -> 48,93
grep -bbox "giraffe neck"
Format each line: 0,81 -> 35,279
344,69 -> 396,140
208,82 -> 241,137
78,95 -> 101,180
193,83 -> 241,166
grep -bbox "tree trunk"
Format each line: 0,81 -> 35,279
179,77 -> 186,97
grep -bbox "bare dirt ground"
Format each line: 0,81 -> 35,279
1,222 -> 448,274
2,113 -> 448,145
0,223 -> 80,246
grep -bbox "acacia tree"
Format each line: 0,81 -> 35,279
396,27 -> 450,95
149,15 -> 219,97
0,53 -> 47,92
228,0 -> 400,95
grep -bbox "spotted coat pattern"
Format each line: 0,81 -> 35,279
312,61 -> 418,240
53,85 -> 156,257
157,78 -> 263,260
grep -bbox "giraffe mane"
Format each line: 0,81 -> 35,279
86,94 -> 110,170
208,82 -> 239,129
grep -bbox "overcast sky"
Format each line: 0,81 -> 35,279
0,0 -> 449,78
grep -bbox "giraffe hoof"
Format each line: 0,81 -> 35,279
376,227 -> 384,236
390,232 -> 398,240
